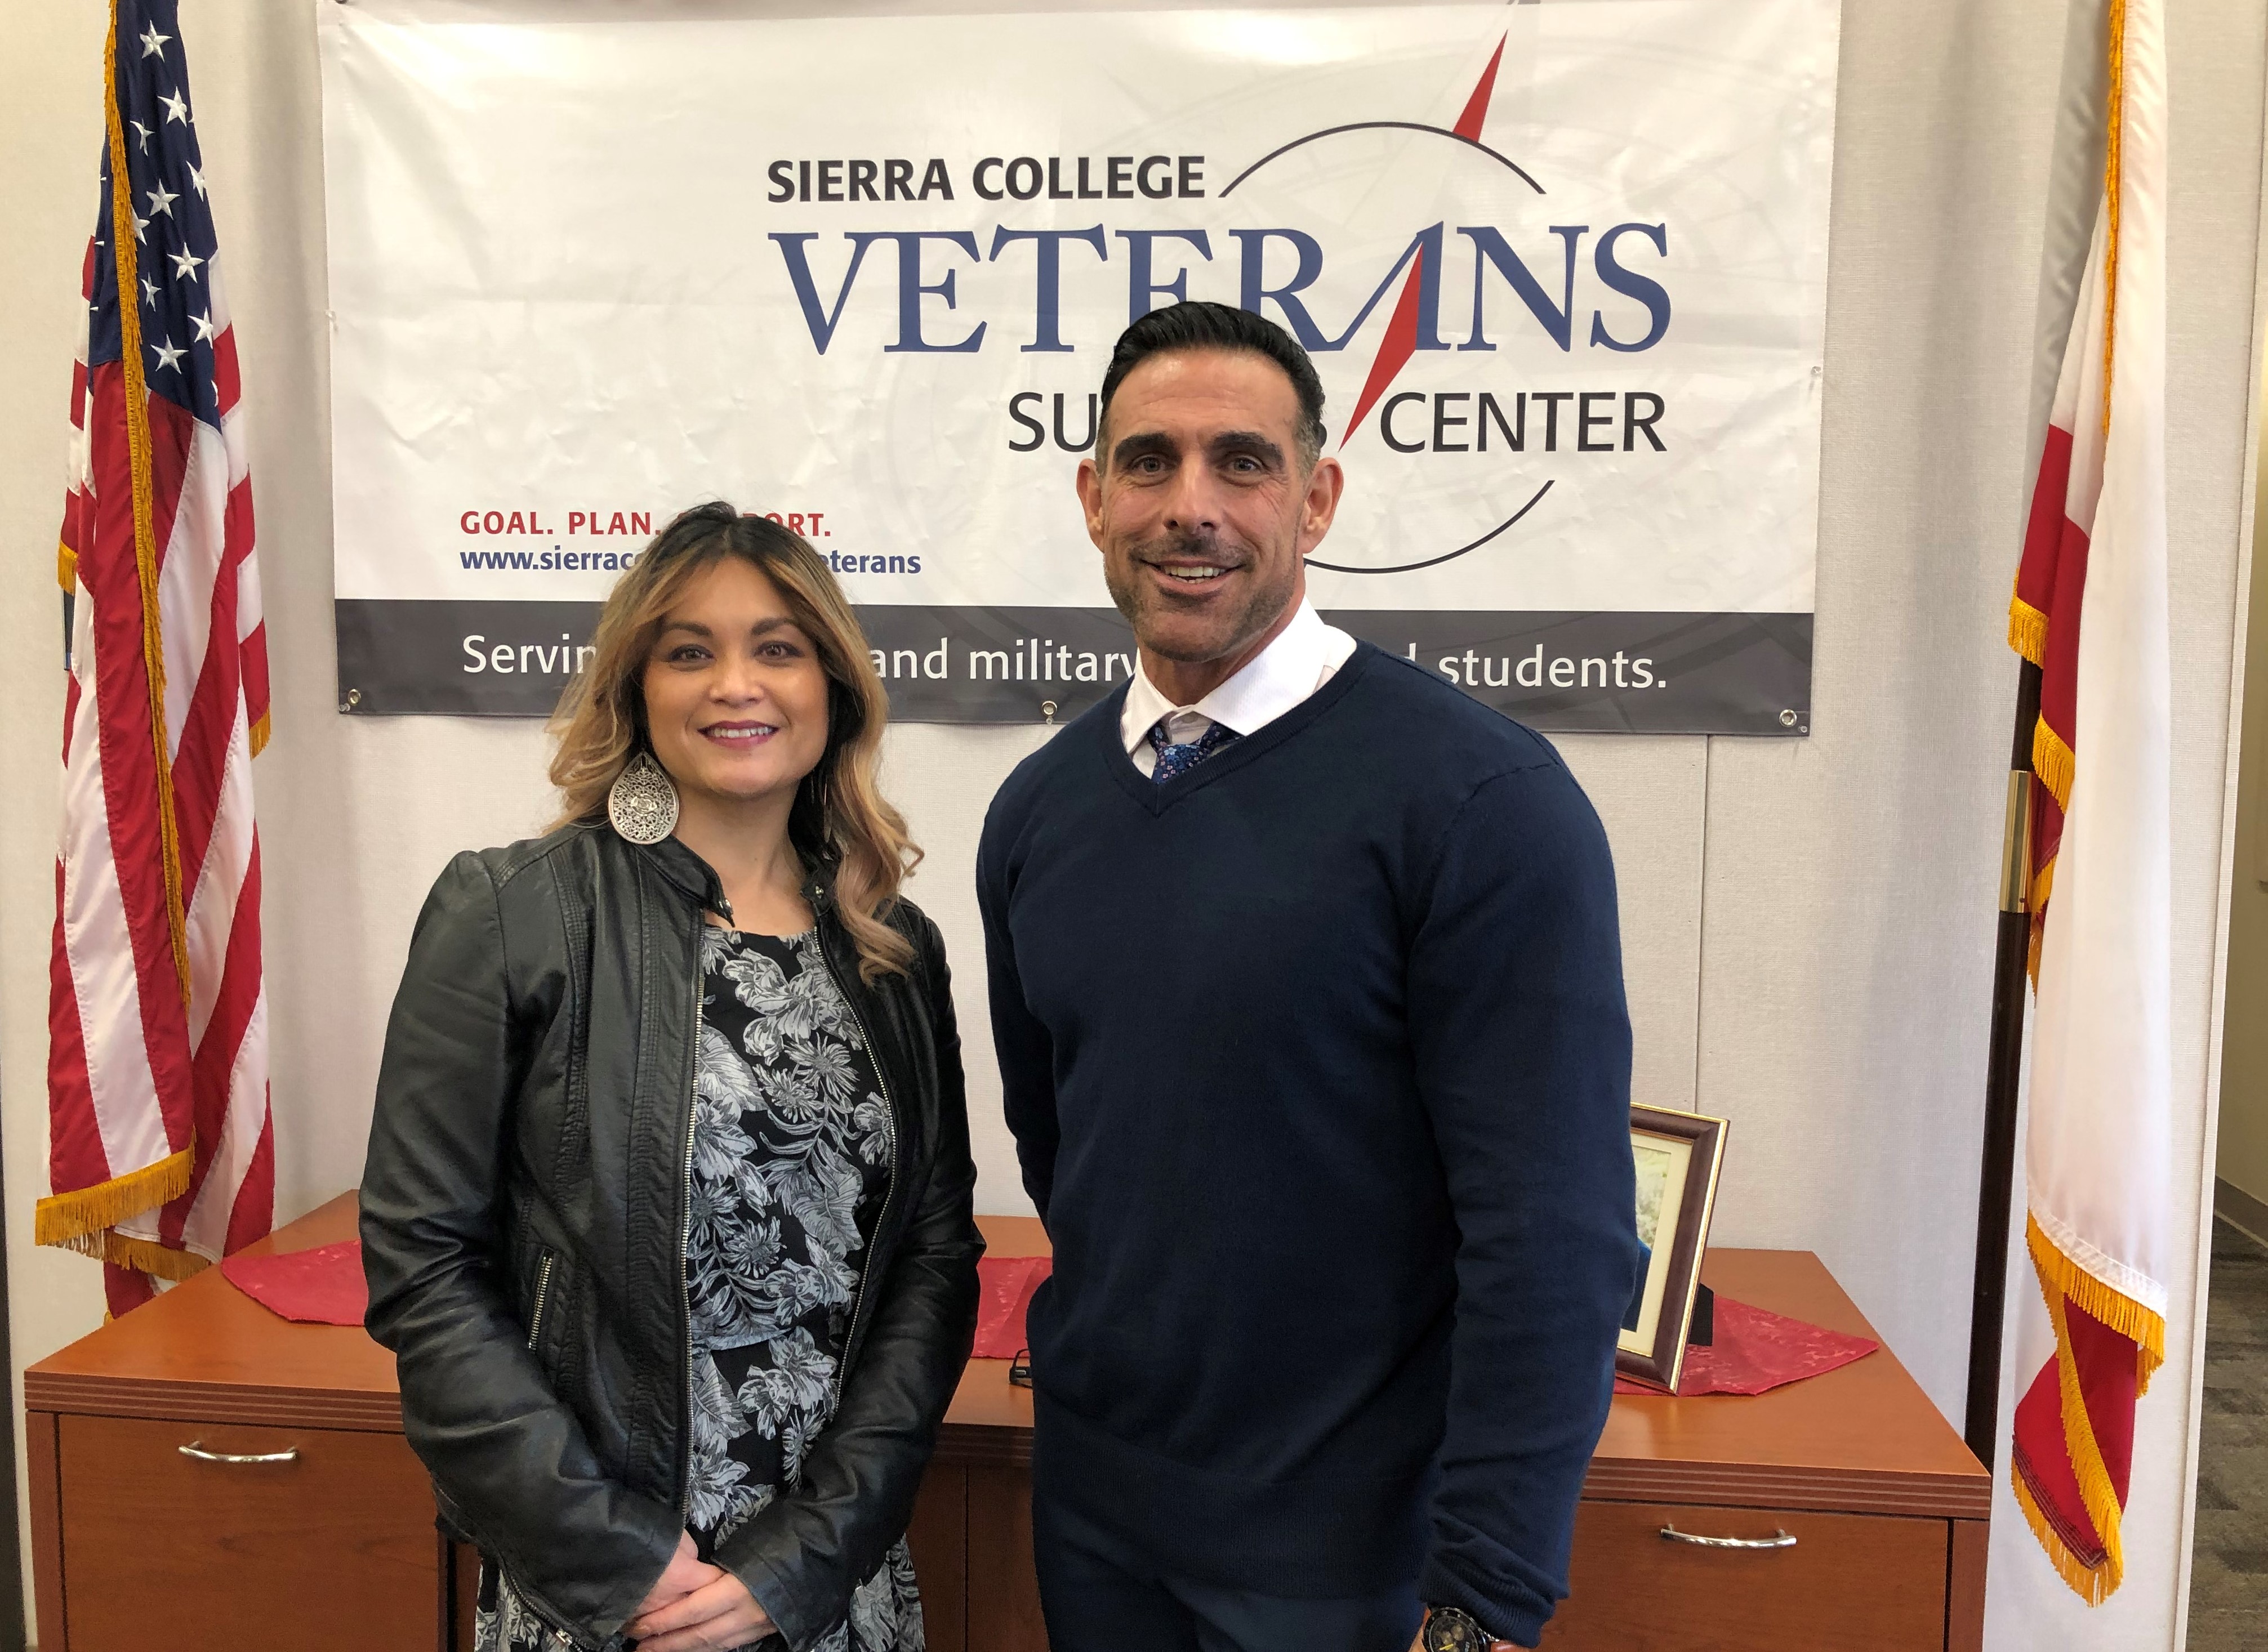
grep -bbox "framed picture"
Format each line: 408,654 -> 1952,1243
1618,1104 -> 1730,1393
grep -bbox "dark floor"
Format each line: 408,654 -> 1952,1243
2187,1216 -> 2268,1651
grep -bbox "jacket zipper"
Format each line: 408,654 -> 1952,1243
817,922 -> 901,1412
526,1252 -> 556,1350
676,927 -> 703,1523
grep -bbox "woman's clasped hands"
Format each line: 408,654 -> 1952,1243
625,1531 -> 777,1651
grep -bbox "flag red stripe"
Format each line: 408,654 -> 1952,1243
162,837 -> 264,1248
2013,1355 -> 2106,1567
2028,504 -> 2091,927
2015,423 -> 2074,622
61,486 -> 88,573
224,1102 -> 275,1257
240,622 -> 270,733
225,475 -> 266,728
167,498 -> 247,895
142,387 -> 194,590
103,1263 -> 156,1318
2037,510 -> 2090,761
2066,1292 -> 2140,1501
211,327 -> 241,417
2009,1291 -> 2143,1572
46,863 -> 112,1193
61,671 -> 82,767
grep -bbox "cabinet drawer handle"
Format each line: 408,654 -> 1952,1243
1660,1523 -> 1797,1550
179,1441 -> 299,1465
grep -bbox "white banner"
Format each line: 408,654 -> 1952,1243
319,0 -> 1839,730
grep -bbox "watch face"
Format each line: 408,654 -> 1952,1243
1424,1608 -> 1484,1652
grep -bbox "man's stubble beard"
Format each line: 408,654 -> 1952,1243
1104,525 -> 1300,665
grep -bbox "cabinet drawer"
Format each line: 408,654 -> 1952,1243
59,1416 -> 439,1652
1539,1500 -> 1949,1652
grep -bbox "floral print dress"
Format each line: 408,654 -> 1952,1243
477,925 -> 923,1652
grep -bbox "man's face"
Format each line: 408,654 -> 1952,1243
1076,348 -> 1343,670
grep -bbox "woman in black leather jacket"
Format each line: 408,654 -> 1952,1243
361,504 -> 983,1652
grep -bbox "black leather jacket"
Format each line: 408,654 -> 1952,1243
360,823 -> 982,1651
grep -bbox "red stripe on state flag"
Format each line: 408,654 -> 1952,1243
2013,418 -> 2090,973
2011,423 -> 2071,663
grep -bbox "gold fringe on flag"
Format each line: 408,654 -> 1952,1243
35,1145 -> 193,1249
2032,718 -> 2075,812
99,1232 -> 210,1282
249,708 -> 271,757
2028,1212 -> 2167,1378
2008,589 -> 2049,666
2011,1454 -> 2116,1606
58,541 -> 78,595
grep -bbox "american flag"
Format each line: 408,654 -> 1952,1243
45,0 -> 273,1317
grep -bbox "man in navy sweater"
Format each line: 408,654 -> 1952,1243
976,301 -> 1638,1652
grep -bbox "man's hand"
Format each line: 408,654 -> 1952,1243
625,1542 -> 776,1652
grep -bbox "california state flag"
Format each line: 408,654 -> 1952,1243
2003,0 -> 2169,1606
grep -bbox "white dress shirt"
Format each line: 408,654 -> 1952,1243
1120,600 -> 1359,776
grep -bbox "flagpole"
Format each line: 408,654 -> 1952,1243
1963,657 -> 2042,1465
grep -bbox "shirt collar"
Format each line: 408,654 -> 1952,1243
1120,600 -> 1340,754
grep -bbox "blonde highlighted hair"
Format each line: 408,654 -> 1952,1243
549,502 -> 920,980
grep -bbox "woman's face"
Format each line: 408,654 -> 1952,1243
640,556 -> 832,813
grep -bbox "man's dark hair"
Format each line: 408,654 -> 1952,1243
1096,301 -> 1328,468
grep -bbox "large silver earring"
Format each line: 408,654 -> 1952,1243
607,751 -> 680,845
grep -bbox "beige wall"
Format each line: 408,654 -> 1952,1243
2216,411 -> 2268,1213
1,2 -> 2262,1648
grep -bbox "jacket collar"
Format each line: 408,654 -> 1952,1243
620,825 -> 841,929
629,831 -> 731,920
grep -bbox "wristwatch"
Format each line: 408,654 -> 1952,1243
1421,1605 -> 1521,1651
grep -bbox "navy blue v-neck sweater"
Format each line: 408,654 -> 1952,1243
976,644 -> 1639,1645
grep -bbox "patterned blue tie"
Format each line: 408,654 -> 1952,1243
1148,718 -> 1241,783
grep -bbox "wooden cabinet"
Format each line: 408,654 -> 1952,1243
54,1417 -> 440,1652
24,1202 -> 1988,1652
1540,1501 -> 1950,1651
24,1199 -> 463,1652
